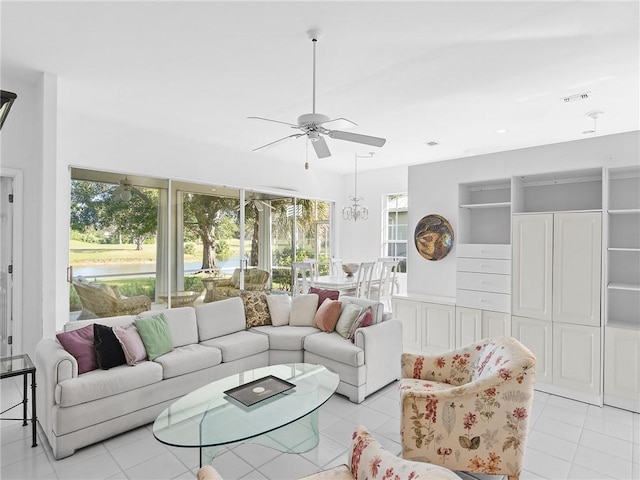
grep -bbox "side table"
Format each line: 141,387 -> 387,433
0,354 -> 37,447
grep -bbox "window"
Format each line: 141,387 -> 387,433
382,193 -> 408,273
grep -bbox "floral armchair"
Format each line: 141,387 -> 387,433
204,267 -> 270,303
399,336 -> 536,480
196,425 -> 459,480
72,280 -> 151,319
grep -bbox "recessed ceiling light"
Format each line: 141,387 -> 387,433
496,129 -> 507,134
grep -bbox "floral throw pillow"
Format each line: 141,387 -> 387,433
241,290 -> 272,327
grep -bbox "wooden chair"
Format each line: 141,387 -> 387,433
292,262 -> 315,295
354,262 -> 375,298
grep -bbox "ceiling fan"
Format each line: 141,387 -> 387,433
113,178 -> 151,205
249,29 -> 386,159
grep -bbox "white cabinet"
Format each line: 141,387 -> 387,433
512,214 -> 553,320
604,326 -> 640,412
512,316 -> 552,384
512,210 -> 603,404
455,307 -> 510,347
392,296 -> 456,355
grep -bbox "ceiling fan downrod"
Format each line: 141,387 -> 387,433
307,28 -> 322,115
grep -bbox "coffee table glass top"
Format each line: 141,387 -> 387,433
153,363 -> 339,448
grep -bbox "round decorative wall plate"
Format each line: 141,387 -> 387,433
414,214 -> 454,261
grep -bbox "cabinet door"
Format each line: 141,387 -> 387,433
482,310 -> 511,338
455,307 -> 482,347
604,327 -> 640,412
512,316 -> 552,384
512,214 -> 553,320
422,303 -> 455,355
392,298 -> 422,352
553,212 -> 602,327
553,322 -> 601,395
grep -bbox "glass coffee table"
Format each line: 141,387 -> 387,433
153,363 -> 339,466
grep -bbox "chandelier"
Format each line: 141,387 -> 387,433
342,152 -> 373,221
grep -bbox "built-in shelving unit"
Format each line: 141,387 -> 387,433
458,179 -> 511,245
604,165 -> 640,413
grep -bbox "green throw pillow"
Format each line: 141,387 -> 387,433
135,314 -> 173,361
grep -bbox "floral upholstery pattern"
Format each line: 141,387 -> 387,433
240,290 -> 271,327
399,336 -> 536,479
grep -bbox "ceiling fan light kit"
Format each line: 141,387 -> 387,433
249,28 -> 386,159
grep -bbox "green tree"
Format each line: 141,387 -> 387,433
182,194 -> 238,271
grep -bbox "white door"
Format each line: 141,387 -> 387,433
482,310 -> 511,338
553,212 -> 602,327
512,315 -> 552,384
0,176 -> 13,357
553,322 -> 601,395
455,307 -> 482,347
512,214 -> 553,321
604,326 -> 640,412
422,303 -> 455,355
392,298 -> 422,352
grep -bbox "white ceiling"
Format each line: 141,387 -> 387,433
2,1 -> 638,174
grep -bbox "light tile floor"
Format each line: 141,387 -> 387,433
1,376 -> 638,480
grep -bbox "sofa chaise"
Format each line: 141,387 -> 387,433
35,295 -> 403,460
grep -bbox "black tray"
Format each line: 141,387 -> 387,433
223,375 -> 295,407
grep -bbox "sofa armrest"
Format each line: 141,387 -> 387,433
354,319 -> 403,394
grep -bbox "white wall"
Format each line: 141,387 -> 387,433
407,131 -> 640,299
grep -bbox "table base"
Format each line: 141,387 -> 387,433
199,409 -> 319,467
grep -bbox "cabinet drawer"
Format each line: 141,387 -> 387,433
456,289 -> 511,313
457,272 -> 511,294
457,258 -> 511,275
457,244 -> 511,259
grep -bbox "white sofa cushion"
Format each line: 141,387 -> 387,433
138,307 -> 198,347
304,332 -> 365,367
154,344 -> 223,379
196,297 -> 246,340
289,294 -> 319,326
55,361 -> 163,407
200,331 -> 268,362
266,294 -> 292,326
251,325 -> 319,350
64,315 -> 137,332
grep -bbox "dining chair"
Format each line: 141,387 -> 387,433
292,262 -> 315,295
373,258 -> 399,310
303,258 -> 319,280
354,262 -> 375,298
330,257 -> 343,276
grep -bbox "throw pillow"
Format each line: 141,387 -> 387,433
313,298 -> 343,332
93,324 -> 126,369
112,324 -> 147,365
308,287 -> 340,308
135,314 -> 173,361
240,290 -> 272,327
266,294 -> 292,326
289,293 -> 319,327
335,302 -> 363,339
56,324 -> 97,374
347,306 -> 374,342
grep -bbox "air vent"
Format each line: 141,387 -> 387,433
562,92 -> 591,103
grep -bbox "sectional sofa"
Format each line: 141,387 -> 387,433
34,295 -> 403,460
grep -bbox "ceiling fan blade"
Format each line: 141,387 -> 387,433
253,133 -> 304,152
311,136 -> 331,158
328,130 -> 386,147
248,116 -> 299,128
318,117 -> 357,129
132,187 -> 152,205
114,185 -> 125,195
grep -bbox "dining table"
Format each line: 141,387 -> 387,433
313,274 -> 380,296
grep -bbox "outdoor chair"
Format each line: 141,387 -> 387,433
204,267 -> 270,302
399,336 -> 536,480
72,280 -> 151,319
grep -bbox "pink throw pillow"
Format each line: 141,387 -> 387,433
113,324 -> 147,365
56,324 -> 97,374
308,287 -> 340,308
313,298 -> 343,333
